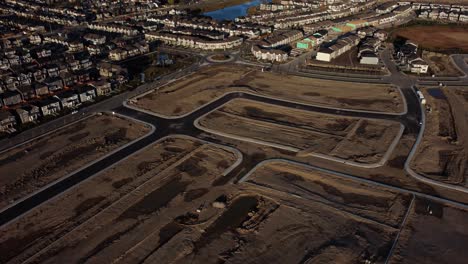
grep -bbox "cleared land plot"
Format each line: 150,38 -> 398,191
412,87 -> 467,186
0,113 -> 150,210
388,198 -> 468,264
167,159 -> 411,263
0,136 -> 238,264
198,98 -> 401,164
172,192 -> 398,264
242,161 -> 412,227
422,51 -> 462,77
393,25 -> 468,52
132,64 -> 403,116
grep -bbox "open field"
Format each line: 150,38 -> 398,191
198,98 -> 401,164
0,136 -> 239,263
392,25 -> 468,52
388,197 -> 468,264
173,160 -> 407,263
422,51 -> 462,77
0,113 -> 150,210
131,64 -> 404,116
243,161 -> 412,227
412,87 -> 467,186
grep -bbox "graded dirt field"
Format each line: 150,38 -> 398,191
0,113 -> 150,210
388,198 -> 468,264
198,98 -> 402,164
422,51 -> 462,77
131,64 -> 403,116
412,87 -> 467,186
0,136 -> 239,264
393,25 -> 468,52
242,161 -> 412,227
171,160 -> 408,263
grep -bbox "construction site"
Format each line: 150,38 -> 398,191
0,62 -> 467,264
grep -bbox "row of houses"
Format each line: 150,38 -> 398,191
148,15 -> 271,39
295,30 -> 328,50
259,30 -> 304,49
0,79 -> 112,107
87,23 -> 140,36
251,45 -> 288,62
316,33 -> 361,62
108,42 -> 149,61
145,32 -> 243,51
396,41 -> 429,74
241,0 -> 379,29
0,82 -> 113,133
418,9 -> 468,22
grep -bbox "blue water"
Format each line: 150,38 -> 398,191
204,0 -> 271,21
427,88 -> 446,99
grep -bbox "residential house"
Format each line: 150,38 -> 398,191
33,97 -> 62,116
90,80 -> 112,96
316,34 -> 360,62
44,77 -> 64,92
17,85 -> 37,100
32,83 -> 50,97
359,51 -> 379,65
1,89 -> 23,106
376,2 -> 398,14
109,48 -> 128,61
251,45 -> 288,62
56,90 -> 80,109
373,30 -> 388,41
408,54 -> 429,74
84,33 -> 106,45
15,104 -> 41,124
0,110 -> 17,132
75,85 -> 97,103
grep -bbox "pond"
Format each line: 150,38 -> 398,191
204,0 -> 271,21
427,88 -> 446,100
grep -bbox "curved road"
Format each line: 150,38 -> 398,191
1,47 -> 467,226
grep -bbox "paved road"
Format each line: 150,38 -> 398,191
1,45 -> 468,226
0,53 -> 203,153
0,87 -> 418,226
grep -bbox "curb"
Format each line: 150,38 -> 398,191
193,98 -> 405,169
0,113 -> 156,222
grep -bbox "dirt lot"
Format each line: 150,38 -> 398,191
0,113 -> 150,210
412,87 -> 467,186
388,197 -> 468,264
244,161 -> 412,227
393,25 -> 468,52
0,136 -> 239,263
422,51 -> 462,77
198,98 -> 401,164
166,160 -> 409,263
131,64 -> 403,116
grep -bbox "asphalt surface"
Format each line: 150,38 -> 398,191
1,45 -> 468,227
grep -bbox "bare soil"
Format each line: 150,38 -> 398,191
0,113 -> 150,210
388,197 -> 468,264
412,87 -> 467,186
394,25 -> 468,52
0,136 -> 239,264
132,64 -> 403,116
198,98 -> 401,164
244,161 -> 412,227
422,51 -> 462,77
169,160 -> 408,263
